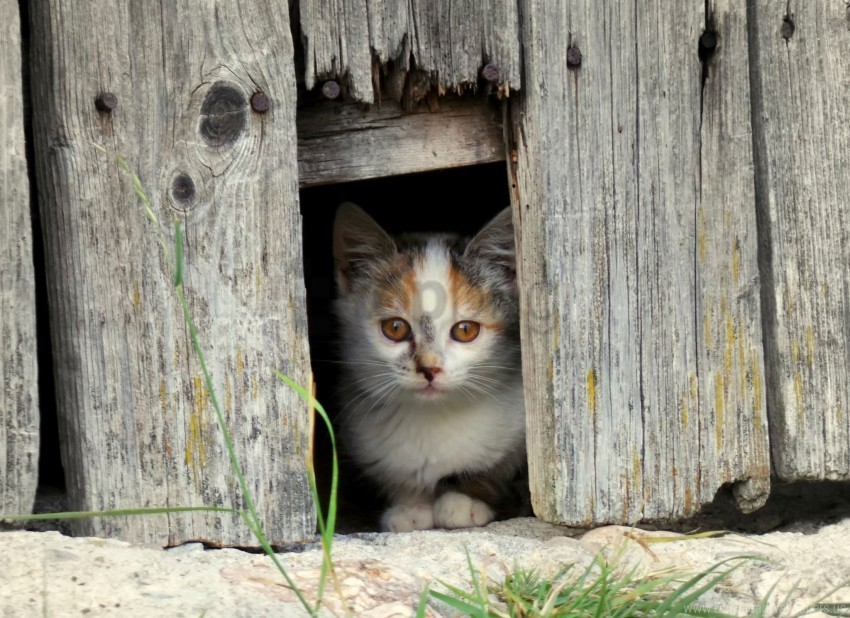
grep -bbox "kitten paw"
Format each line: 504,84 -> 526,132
433,492 -> 495,529
380,503 -> 435,532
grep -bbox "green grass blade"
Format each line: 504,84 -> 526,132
274,370 -> 342,613
415,584 -> 431,618
654,556 -> 760,615
173,221 -> 184,287
95,148 -> 318,617
275,371 -> 338,539
429,590 -> 490,616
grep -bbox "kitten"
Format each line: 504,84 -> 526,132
332,203 -> 529,532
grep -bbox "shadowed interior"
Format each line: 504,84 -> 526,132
299,162 -> 512,532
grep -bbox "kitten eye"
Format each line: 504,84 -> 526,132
450,321 -> 481,343
380,318 -> 412,342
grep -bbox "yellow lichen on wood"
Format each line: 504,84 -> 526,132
133,281 -> 141,312
723,298 -> 735,384
159,379 -> 168,415
236,348 -> 245,377
704,298 -> 712,346
752,353 -> 763,428
680,392 -> 689,428
225,375 -> 232,411
794,371 -> 804,422
737,320 -> 747,394
784,286 -> 796,315
715,373 -> 724,449
587,368 -> 596,419
185,375 -> 209,483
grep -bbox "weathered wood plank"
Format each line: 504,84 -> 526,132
298,96 -> 504,187
749,1 -> 850,481
29,0 -> 313,544
299,0 -> 521,103
0,0 -> 39,518
509,0 -> 770,526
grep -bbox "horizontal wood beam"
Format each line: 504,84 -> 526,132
297,96 -> 505,188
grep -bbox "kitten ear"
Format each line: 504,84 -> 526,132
464,207 -> 516,273
333,202 -> 396,293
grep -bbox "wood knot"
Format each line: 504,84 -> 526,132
781,14 -> 795,40
171,173 -> 196,205
199,82 -> 247,147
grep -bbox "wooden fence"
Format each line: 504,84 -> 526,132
2,0 -> 849,545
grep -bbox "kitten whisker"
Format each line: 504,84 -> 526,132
339,376 -> 397,416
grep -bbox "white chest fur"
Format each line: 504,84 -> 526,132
346,384 -> 525,496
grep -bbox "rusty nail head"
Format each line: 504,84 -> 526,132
567,47 -> 582,68
95,92 -> 118,112
481,64 -> 501,82
321,81 -> 341,99
699,31 -> 718,50
251,92 -> 270,113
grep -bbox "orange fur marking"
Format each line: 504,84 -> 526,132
375,257 -> 414,314
449,266 -> 485,312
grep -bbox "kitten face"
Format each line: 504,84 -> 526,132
333,203 -> 519,405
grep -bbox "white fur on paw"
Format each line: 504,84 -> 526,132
433,492 -> 495,529
380,503 -> 435,532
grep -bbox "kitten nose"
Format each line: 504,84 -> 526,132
416,365 -> 442,383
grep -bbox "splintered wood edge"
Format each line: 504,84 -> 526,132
297,96 -> 506,188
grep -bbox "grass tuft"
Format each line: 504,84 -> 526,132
428,552 -> 775,618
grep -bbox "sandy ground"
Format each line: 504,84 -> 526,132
2,513 -> 850,617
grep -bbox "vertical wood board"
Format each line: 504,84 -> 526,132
749,1 -> 850,480
509,0 -> 770,526
29,0 -> 314,544
0,0 -> 39,517
299,0 -> 521,102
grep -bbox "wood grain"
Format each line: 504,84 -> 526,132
299,0 -> 521,103
508,0 -> 770,526
29,0 -> 314,544
0,0 -> 39,518
298,96 -> 504,187
749,1 -> 850,481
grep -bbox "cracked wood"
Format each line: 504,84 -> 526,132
0,0 -> 39,518
29,0 -> 313,545
299,0 -> 521,103
509,0 -> 770,526
749,0 -> 850,481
